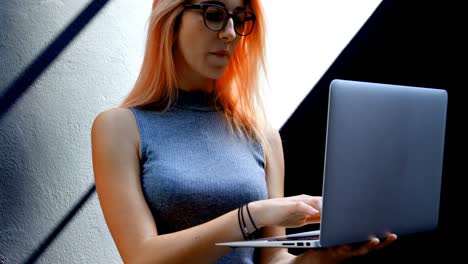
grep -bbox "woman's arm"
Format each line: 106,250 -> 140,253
91,108 -> 320,264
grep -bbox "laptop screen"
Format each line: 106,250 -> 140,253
319,79 -> 447,247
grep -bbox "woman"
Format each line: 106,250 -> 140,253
91,0 -> 396,263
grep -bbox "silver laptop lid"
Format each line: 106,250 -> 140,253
319,79 -> 447,247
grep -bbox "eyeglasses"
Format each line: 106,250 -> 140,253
184,4 -> 256,36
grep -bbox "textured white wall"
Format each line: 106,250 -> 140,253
0,0 -> 151,263
0,0 -> 380,263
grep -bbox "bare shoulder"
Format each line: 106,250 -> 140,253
264,125 -> 283,153
91,107 -> 140,155
262,125 -> 284,171
262,126 -> 285,198
92,107 -> 136,131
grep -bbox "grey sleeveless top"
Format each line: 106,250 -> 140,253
130,90 -> 268,263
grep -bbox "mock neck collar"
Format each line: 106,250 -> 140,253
173,89 -> 218,112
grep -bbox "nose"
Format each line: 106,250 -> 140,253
219,18 -> 236,42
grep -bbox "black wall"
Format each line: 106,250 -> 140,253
281,0 -> 464,261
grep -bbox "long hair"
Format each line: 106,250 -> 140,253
120,0 -> 271,150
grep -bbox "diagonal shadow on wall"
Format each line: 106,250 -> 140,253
0,0 -> 112,120
0,0 -> 111,263
23,184 -> 96,264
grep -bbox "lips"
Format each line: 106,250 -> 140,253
211,50 -> 229,57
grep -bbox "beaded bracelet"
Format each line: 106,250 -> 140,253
237,204 -> 248,240
245,203 -> 258,231
237,203 -> 259,240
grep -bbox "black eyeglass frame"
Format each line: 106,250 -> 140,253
184,4 -> 256,36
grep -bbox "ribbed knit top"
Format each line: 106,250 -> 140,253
130,90 -> 268,263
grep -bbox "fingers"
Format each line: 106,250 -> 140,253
289,195 -> 323,212
374,233 -> 397,250
349,233 -> 398,257
300,234 -> 398,263
357,237 -> 380,255
295,201 -> 320,216
288,201 -> 320,225
258,198 -> 320,227
303,214 -> 320,223
280,195 -> 322,225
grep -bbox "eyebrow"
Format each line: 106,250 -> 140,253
200,1 -> 226,7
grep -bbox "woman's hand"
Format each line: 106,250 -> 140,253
251,195 -> 322,228
292,233 -> 398,264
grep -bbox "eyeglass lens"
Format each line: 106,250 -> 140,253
204,5 -> 254,36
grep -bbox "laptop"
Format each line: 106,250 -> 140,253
216,79 -> 448,249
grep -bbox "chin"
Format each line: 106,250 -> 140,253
204,67 -> 228,80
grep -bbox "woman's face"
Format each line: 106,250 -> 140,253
174,0 -> 247,90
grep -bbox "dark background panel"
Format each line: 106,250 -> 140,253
281,0 -> 464,261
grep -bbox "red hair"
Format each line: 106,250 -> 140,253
120,0 -> 270,147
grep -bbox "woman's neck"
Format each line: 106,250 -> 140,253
178,77 -> 215,93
